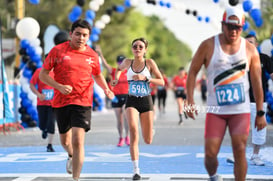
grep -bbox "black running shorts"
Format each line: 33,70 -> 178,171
54,105 -> 91,134
125,95 -> 153,113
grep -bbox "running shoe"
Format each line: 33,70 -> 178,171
250,155 -> 265,166
132,173 -> 141,180
117,138 -> 124,147
209,175 -> 223,181
125,136 -> 130,146
47,144 -> 55,152
66,157 -> 72,174
178,119 -> 183,125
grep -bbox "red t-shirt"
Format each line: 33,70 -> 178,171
111,68 -> 128,95
172,75 -> 187,88
150,82 -> 157,96
30,68 -> 54,106
43,41 -> 100,108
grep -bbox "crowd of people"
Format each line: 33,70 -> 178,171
26,6 -> 273,181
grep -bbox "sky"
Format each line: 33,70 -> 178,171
136,0 -> 260,55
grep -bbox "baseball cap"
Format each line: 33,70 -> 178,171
222,7 -> 245,26
116,55 -> 126,63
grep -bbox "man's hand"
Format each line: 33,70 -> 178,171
58,85 -> 73,95
255,116 -> 267,131
37,93 -> 46,101
104,88 -> 115,100
184,102 -> 198,120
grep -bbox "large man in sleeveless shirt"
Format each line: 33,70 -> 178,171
186,7 -> 266,181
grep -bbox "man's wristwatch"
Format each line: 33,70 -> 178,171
256,110 -> 265,117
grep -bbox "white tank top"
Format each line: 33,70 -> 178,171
127,60 -> 152,97
206,35 -> 250,114
127,60 -> 151,80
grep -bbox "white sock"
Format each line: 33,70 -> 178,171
132,160 -> 139,174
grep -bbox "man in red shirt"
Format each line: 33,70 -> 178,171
39,19 -> 114,181
30,67 -> 55,152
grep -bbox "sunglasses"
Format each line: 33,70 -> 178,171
132,45 -> 144,50
223,23 -> 242,31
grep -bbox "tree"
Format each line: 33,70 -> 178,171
1,0 -> 191,76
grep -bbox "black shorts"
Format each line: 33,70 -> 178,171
54,105 -> 91,134
37,105 -> 55,134
111,94 -> 127,108
125,95 -> 153,113
175,90 -> 187,99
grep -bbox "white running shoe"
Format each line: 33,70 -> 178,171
209,175 -> 223,181
66,157 -> 72,174
251,155 -> 265,166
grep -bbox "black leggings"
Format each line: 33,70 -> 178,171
157,89 -> 167,109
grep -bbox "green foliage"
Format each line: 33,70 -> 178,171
0,0 -> 191,76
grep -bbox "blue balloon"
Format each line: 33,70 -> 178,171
72,5 -> 82,17
250,8 -> 261,21
92,27 -> 101,35
243,21 -> 249,31
22,98 -> 32,108
90,34 -> 99,42
20,92 -> 28,99
28,0 -> 40,5
31,54 -> 42,63
21,122 -> 28,128
266,114 -> 272,123
85,10 -> 96,20
197,16 -> 202,22
32,113 -> 39,122
205,16 -> 210,23
85,18 -> 93,26
124,0 -> 131,7
115,5 -> 125,13
255,18 -> 263,27
27,106 -> 36,116
166,2 -> 171,8
243,0 -> 253,12
213,0 -> 219,3
159,1 -> 164,6
23,68 -> 32,79
68,12 -> 78,23
36,61 -> 43,68
26,46 -> 36,57
20,39 -> 30,49
266,91 -> 272,100
271,34 -> 273,45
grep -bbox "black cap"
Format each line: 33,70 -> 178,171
117,55 -> 126,63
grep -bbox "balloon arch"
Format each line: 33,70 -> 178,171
16,0 -> 273,127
